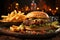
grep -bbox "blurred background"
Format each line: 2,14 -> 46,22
0,0 -> 60,19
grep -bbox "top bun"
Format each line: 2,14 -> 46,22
26,11 -> 49,19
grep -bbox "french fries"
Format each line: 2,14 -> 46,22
1,15 -> 8,18
10,25 -> 24,32
10,25 -> 19,32
1,10 -> 26,22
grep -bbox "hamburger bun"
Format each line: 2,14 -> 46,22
26,11 -> 49,19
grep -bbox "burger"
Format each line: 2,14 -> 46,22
22,11 -> 53,31
19,11 -> 57,34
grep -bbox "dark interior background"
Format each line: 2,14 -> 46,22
0,0 -> 60,19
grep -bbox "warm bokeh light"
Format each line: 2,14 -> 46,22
37,7 -> 40,10
16,3 -> 19,6
56,7 -> 58,10
25,6 -> 29,11
8,7 -> 10,9
49,8 -> 52,11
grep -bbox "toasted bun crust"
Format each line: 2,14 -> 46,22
26,11 -> 49,18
